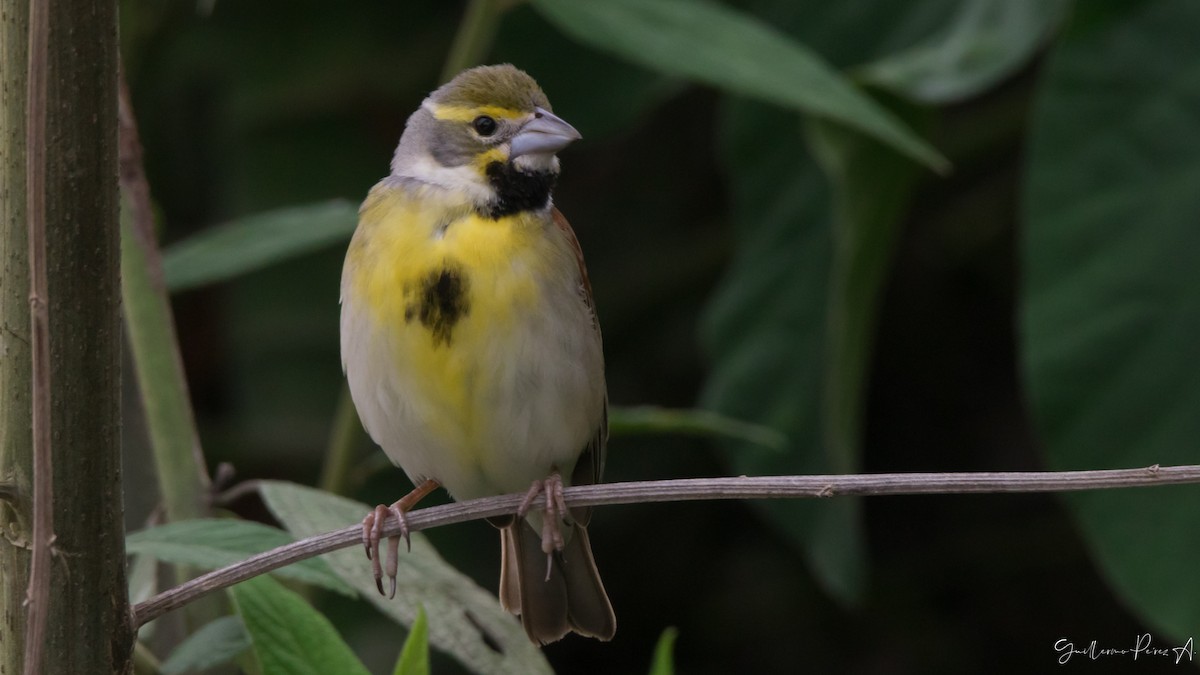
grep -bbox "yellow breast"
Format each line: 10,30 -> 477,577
343,181 -> 567,450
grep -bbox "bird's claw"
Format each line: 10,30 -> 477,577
361,502 -> 410,599
517,472 -> 570,581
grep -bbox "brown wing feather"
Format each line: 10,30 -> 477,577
553,207 -> 608,518
551,206 -> 597,318
496,208 -> 616,643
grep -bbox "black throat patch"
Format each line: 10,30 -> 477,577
483,161 -> 557,219
405,264 -> 470,347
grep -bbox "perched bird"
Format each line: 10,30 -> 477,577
339,64 -> 616,644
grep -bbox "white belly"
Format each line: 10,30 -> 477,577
341,265 -> 605,501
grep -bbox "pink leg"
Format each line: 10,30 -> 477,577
516,470 -> 571,581
360,478 -> 440,598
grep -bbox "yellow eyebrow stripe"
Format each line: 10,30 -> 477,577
426,103 -> 527,123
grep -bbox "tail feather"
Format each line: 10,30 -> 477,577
499,521 -> 616,644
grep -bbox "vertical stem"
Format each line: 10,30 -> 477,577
318,385 -> 364,495
22,0 -> 52,671
0,0 -> 31,669
118,72 -> 213,524
4,0 -> 130,670
119,68 -> 224,635
441,0 -> 505,82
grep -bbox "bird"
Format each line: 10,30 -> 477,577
339,63 -> 616,644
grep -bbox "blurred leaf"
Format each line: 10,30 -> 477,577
741,0 -> 962,68
701,100 -> 865,604
259,481 -> 552,675
531,0 -> 947,172
609,405 -> 785,450
647,627 -> 678,675
855,0 -> 1068,103
231,575 -> 371,675
391,606 -> 430,675
160,615 -> 251,675
1022,0 -> 1200,641
161,200 -> 357,292
805,104 -> 925,479
127,519 -> 355,596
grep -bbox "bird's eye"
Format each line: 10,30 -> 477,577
472,115 -> 497,137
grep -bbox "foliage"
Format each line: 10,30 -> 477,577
120,0 -> 1200,672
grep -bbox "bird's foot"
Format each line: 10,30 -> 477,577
361,478 -> 440,599
517,471 -> 570,581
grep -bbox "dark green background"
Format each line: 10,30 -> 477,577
121,0 -> 1200,672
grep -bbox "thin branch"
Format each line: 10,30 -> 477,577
132,463 -> 1200,627
23,0 -> 52,671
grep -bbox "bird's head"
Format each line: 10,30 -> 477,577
391,64 -> 581,217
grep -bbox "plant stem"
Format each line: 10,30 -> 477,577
22,0 -> 52,669
118,73 -> 213,523
318,385 -> 363,495
441,0 -> 507,82
133,463 -> 1200,627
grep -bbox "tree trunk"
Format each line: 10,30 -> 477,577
0,0 -> 130,672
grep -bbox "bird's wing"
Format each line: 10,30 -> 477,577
552,207 -> 608,518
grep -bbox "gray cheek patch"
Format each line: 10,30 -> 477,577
429,126 -> 475,166
429,120 -> 496,168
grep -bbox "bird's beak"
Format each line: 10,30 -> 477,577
510,107 -> 581,159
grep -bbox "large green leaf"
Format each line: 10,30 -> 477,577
126,519 -> 354,596
531,0 -> 947,171
701,100 -> 868,602
1022,0 -> 1200,640
258,481 -> 551,675
856,0 -> 1068,103
231,575 -> 371,675
161,200 -> 357,292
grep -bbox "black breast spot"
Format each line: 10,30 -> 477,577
406,264 -> 470,346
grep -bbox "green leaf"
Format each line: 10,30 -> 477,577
258,481 -> 552,675
608,405 -> 785,450
231,575 -> 370,675
161,200 -> 357,292
531,0 -> 947,172
391,606 -> 430,675
855,0 -> 1068,103
1022,0 -> 1200,641
126,519 -> 354,596
701,100 -> 865,604
647,627 -> 679,675
160,615 -> 251,675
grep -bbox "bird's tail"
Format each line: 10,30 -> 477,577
499,519 -> 616,644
